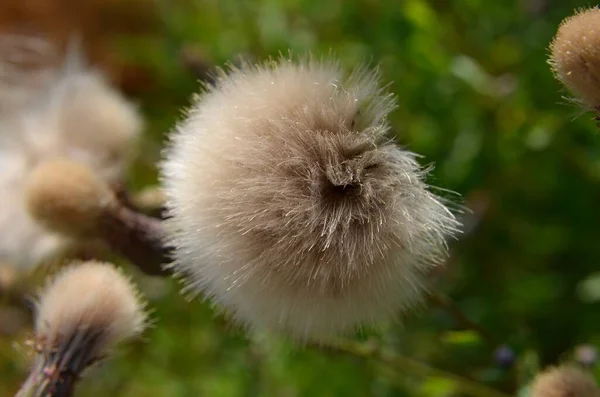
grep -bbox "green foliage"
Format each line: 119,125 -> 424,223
3,0 -> 600,395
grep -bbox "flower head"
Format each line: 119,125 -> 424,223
549,8 -> 600,110
161,57 -> 459,342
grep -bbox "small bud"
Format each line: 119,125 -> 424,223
26,158 -> 116,237
17,261 -> 147,396
494,344 -> 515,368
576,345 -> 598,367
530,365 -> 600,397
25,159 -> 169,275
549,8 -> 600,110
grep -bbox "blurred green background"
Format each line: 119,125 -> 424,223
2,0 -> 600,396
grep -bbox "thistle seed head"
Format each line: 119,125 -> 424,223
161,57 -> 459,342
550,8 -> 600,110
34,261 -> 147,369
530,366 -> 600,397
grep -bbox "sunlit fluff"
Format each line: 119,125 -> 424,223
161,57 -> 459,342
549,7 -> 600,110
0,35 -> 142,269
530,366 -> 600,397
34,261 -> 147,370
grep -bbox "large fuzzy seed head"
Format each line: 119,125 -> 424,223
25,159 -> 115,237
161,58 -> 459,342
550,8 -> 600,109
530,366 -> 600,397
35,261 -> 147,365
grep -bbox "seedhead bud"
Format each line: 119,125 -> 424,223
550,8 -> 600,111
26,159 -> 116,237
17,261 -> 147,396
26,159 -> 169,275
530,365 -> 600,397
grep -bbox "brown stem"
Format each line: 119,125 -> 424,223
15,358 -> 79,397
98,204 -> 172,276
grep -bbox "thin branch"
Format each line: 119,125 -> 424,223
324,339 -> 511,397
428,291 -> 498,346
98,204 -> 172,276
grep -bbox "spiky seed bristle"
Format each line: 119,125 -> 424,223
550,8 -> 600,110
161,57 -> 460,342
34,261 -> 147,365
530,366 -> 600,397
25,159 -> 115,237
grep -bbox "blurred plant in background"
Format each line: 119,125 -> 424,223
1,0 -> 600,396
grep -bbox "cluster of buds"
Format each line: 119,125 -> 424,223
550,7 -> 600,118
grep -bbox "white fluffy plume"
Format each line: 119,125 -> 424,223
161,57 -> 459,342
35,261 -> 147,358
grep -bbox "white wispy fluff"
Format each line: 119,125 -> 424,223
161,57 -> 460,342
0,35 -> 143,270
34,261 -> 147,359
20,261 -> 147,396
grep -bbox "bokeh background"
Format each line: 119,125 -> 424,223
1,0 -> 600,396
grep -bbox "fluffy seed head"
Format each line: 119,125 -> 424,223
25,159 -> 115,237
161,57 -> 459,342
34,261 -> 147,366
549,8 -> 600,109
530,366 -> 600,397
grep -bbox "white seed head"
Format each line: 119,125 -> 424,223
161,57 -> 459,342
530,366 -> 600,397
35,261 -> 147,364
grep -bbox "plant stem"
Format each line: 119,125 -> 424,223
15,359 -> 78,397
428,292 -> 498,346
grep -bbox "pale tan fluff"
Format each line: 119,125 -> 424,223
530,366 -> 600,397
161,57 -> 459,342
550,8 -> 600,110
